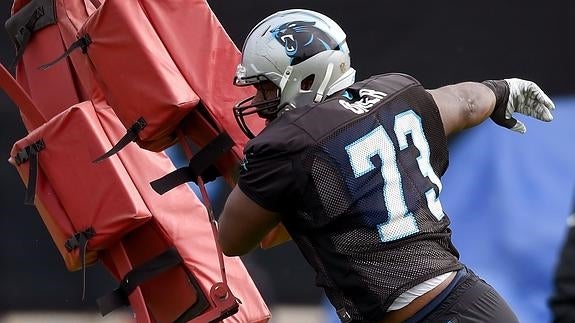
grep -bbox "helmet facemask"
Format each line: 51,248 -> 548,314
233,75 -> 282,138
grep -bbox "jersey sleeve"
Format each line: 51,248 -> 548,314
237,133 -> 304,214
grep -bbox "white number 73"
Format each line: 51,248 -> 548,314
345,110 -> 444,242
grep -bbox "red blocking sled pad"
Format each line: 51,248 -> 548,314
0,61 -> 95,270
93,103 -> 270,322
63,0 -> 264,157
5,93 -> 271,321
51,0 -> 205,152
136,0 -> 265,157
9,100 -> 153,270
7,0 -> 86,129
4,0 -> 271,320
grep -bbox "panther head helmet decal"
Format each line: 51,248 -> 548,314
271,21 -> 340,65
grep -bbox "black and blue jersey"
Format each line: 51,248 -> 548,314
238,73 -> 463,322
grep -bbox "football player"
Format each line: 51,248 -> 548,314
219,9 -> 555,323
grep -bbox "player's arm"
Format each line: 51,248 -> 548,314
218,185 -> 282,257
427,82 -> 495,136
428,78 -> 555,137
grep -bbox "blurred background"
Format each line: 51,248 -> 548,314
0,1 -> 573,322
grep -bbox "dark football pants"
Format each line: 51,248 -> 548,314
406,267 -> 519,323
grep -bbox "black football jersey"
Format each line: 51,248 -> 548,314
238,73 -> 463,322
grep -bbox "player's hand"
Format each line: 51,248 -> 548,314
494,78 -> 555,133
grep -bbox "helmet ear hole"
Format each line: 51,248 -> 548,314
301,74 -> 315,91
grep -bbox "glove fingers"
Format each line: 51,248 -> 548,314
498,115 -> 526,134
531,82 -> 556,110
527,82 -> 555,121
533,102 -> 554,122
505,107 -> 513,119
492,114 -> 519,130
510,119 -> 526,134
513,82 -> 555,122
538,93 -> 556,112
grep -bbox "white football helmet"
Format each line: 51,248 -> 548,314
233,9 -> 356,138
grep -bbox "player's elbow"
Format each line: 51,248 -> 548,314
459,83 -> 493,128
461,97 -> 482,126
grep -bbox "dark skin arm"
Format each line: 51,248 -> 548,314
218,82 -> 497,257
218,186 -> 282,256
427,82 -> 496,136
